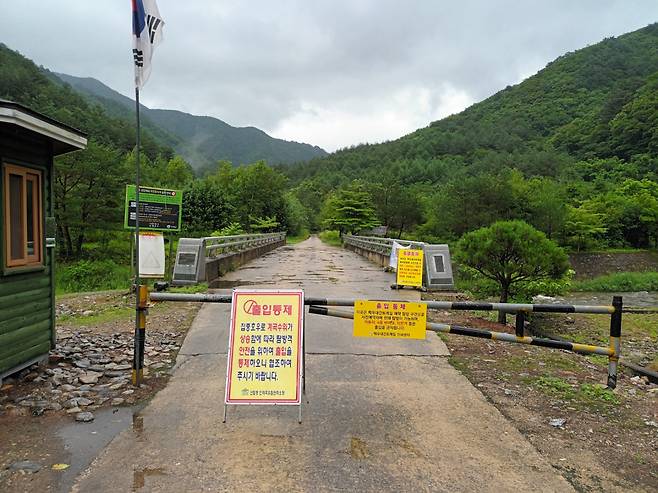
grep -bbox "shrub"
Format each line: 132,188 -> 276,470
56,260 -> 131,294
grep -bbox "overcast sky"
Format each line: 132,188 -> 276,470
1,1 -> 656,151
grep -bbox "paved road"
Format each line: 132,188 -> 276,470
74,237 -> 572,492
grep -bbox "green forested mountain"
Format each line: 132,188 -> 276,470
0,43 -> 177,257
0,44 -> 170,160
285,23 -> 658,249
54,72 -> 327,170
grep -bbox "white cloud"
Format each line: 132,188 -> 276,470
0,0 -> 656,151
272,85 -> 473,151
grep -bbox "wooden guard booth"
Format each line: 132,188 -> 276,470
0,100 -> 87,384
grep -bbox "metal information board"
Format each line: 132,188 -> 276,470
124,185 -> 182,232
225,289 -> 304,411
353,300 -> 427,339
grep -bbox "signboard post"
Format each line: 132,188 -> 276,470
396,248 -> 424,288
124,185 -> 182,232
354,300 -> 427,339
224,289 -> 305,423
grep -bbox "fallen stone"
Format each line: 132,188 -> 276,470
75,411 -> 94,422
66,407 -> 82,414
8,461 -> 41,473
79,372 -> 102,385
76,397 -> 94,407
549,418 -> 566,428
111,398 -> 125,406
74,359 -> 91,369
105,371 -> 126,378
121,389 -> 134,396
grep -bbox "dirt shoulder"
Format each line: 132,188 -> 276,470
0,291 -> 200,493
423,293 -> 658,492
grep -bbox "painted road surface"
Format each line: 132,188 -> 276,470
74,236 -> 572,492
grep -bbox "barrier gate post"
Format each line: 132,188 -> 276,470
608,296 -> 623,389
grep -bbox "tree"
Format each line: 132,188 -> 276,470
181,180 -> 233,236
163,156 -> 195,189
54,140 -> 128,258
455,221 -> 569,323
321,182 -> 379,234
562,205 -> 607,251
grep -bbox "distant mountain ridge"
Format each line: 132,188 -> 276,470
287,22 -> 658,184
54,72 -> 327,171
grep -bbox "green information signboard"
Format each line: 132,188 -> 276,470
124,185 -> 183,232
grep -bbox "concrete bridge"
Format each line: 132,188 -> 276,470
75,236 -> 572,492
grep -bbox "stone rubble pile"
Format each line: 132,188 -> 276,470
1,329 -> 181,421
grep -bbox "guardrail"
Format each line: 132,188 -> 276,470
203,232 -> 286,258
343,234 -> 425,255
172,232 -> 286,285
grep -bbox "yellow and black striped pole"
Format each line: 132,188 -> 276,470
132,284 -> 149,386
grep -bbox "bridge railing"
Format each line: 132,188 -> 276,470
172,232 -> 286,285
343,235 -> 425,255
203,232 -> 286,258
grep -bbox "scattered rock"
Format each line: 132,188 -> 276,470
74,359 -> 91,369
66,407 -> 82,414
645,420 -> 658,428
75,411 -> 95,422
549,418 -> 566,428
79,372 -> 102,384
82,310 -> 94,317
76,397 -> 94,407
111,398 -> 125,406
122,389 -> 135,396
8,461 -> 41,473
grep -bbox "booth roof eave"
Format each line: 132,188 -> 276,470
0,99 -> 88,155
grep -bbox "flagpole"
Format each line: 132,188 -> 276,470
132,86 -> 144,386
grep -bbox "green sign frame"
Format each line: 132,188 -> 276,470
124,185 -> 183,232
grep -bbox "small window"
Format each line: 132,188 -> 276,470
3,164 -> 43,268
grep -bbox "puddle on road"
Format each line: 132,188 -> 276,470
133,466 -> 167,490
55,405 -> 144,492
349,437 -> 369,459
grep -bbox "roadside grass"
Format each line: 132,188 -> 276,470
571,271 -> 658,292
318,230 -> 342,247
531,375 -> 620,409
448,355 -> 471,377
56,260 -> 132,295
58,306 -> 134,326
168,283 -> 208,294
286,231 -> 310,244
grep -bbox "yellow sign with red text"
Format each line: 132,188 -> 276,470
353,300 -> 427,339
396,248 -> 424,287
225,290 -> 304,405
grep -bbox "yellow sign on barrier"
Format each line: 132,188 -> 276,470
225,289 -> 304,405
353,300 -> 427,339
396,248 -> 424,287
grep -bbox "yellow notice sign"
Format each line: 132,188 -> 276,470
225,289 -> 304,405
353,300 -> 427,339
396,248 -> 424,287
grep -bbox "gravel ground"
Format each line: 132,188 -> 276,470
0,291 -> 200,492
